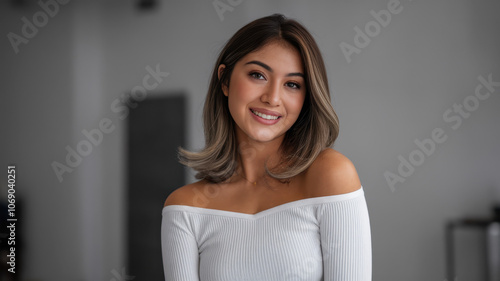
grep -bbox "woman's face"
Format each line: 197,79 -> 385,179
220,41 -> 306,145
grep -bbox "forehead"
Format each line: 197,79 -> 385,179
239,40 -> 304,73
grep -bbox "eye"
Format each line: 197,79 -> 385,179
285,82 -> 301,89
249,72 -> 265,80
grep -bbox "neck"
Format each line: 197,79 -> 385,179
235,136 -> 284,185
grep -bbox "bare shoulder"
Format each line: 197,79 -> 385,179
303,148 -> 362,197
163,180 -> 208,207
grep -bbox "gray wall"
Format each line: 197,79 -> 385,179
1,0 -> 499,280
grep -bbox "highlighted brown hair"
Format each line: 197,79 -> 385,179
179,14 -> 339,183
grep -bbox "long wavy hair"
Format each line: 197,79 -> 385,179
178,14 -> 339,183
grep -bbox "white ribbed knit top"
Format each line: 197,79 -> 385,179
161,186 -> 371,281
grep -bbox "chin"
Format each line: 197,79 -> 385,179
252,131 -> 284,143
249,135 -> 272,143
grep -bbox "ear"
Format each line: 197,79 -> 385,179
218,64 -> 228,97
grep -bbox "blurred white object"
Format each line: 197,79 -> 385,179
487,221 -> 500,281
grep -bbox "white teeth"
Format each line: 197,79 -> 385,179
251,110 -> 279,120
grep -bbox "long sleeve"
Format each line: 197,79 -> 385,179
319,191 -> 372,281
161,208 -> 200,281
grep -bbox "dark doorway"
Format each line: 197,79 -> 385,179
127,94 -> 186,280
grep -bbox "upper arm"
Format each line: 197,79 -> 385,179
312,149 -> 371,279
162,184 -> 201,280
304,148 -> 362,197
318,188 -> 372,280
161,199 -> 200,281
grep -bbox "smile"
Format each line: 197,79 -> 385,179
251,109 -> 281,120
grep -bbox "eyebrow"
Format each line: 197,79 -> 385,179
244,60 -> 304,78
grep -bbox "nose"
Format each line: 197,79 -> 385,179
260,80 -> 281,106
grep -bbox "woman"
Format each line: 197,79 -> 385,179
161,14 -> 371,280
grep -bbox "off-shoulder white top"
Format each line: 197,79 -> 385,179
161,186 -> 371,281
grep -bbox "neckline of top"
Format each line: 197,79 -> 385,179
162,186 -> 364,220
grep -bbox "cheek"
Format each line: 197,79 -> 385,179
229,82 -> 258,114
228,75 -> 249,99
287,95 -> 306,116
227,81 -> 251,116
234,76 -> 255,97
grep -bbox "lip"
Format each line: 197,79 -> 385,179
249,108 -> 282,125
250,107 -> 282,117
